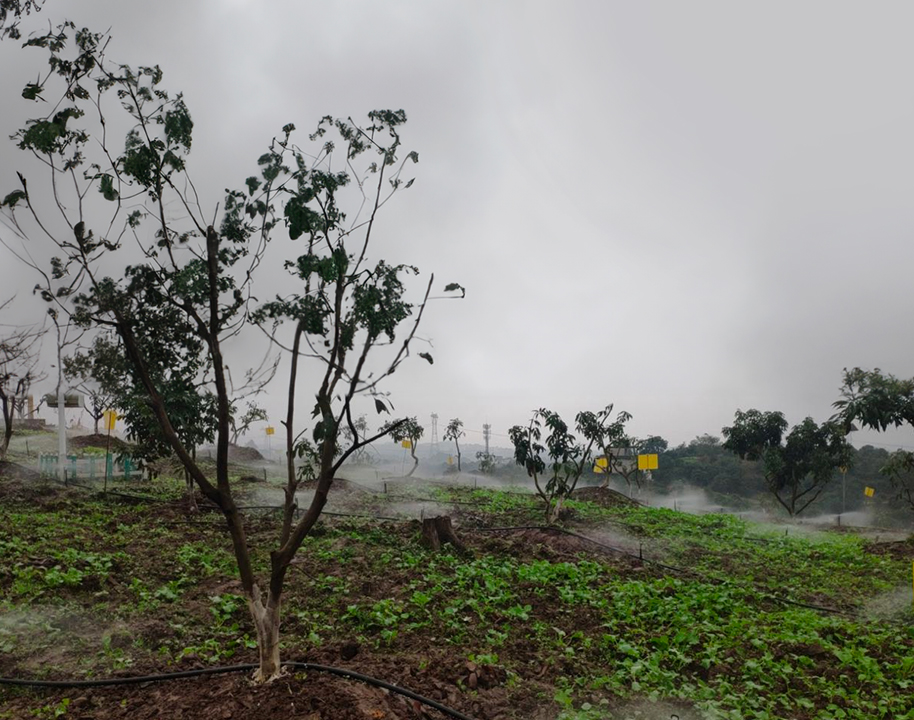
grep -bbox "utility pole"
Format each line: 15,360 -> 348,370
430,413 -> 439,452
483,423 -> 491,456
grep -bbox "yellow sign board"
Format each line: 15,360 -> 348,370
637,454 -> 658,471
864,486 -> 875,498
595,456 -> 608,469
401,439 -> 412,449
103,410 -> 117,431
265,426 -> 275,436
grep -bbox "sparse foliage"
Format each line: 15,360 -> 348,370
475,450 -> 496,474
229,402 -> 268,445
0,0 -> 44,40
509,405 -> 617,523
0,298 -> 45,459
722,409 -> 852,516
443,417 -> 465,471
381,416 -> 424,476
834,367 -> 914,511
1,20 -> 460,681
340,414 -> 371,464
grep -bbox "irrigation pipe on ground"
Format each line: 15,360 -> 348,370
0,662 -> 476,720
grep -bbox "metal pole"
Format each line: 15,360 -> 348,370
842,467 -> 847,516
104,420 -> 112,494
57,382 -> 66,484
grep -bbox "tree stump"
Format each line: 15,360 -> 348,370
420,515 -> 466,553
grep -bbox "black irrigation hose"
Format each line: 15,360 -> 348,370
47,477 -> 165,504
0,662 -> 477,720
222,505 -> 403,522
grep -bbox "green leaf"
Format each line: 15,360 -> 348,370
21,82 -> 43,101
1,190 -> 27,208
443,282 -> 465,298
418,352 -> 433,364
98,174 -> 118,201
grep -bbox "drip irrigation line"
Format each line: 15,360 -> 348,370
199,502 -> 416,523
0,662 -> 476,720
46,477 -> 163,504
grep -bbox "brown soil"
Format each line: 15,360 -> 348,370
0,667 -> 480,720
866,536 -> 914,560
0,460 -> 41,483
572,485 -> 640,508
227,444 -> 265,462
69,434 -> 131,452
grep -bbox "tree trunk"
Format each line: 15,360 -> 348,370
420,515 -> 466,553
406,447 -> 418,477
248,589 -> 282,682
547,496 -> 564,524
0,395 -> 11,461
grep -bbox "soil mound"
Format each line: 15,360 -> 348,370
573,485 -> 640,507
867,536 -> 914,560
0,460 -> 41,482
69,434 -> 130,452
227,444 -> 264,462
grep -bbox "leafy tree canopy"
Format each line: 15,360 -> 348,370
722,409 -> 851,516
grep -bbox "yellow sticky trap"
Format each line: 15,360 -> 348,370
265,426 -> 275,436
637,454 -> 658,470
864,486 -> 875,498
593,465 -> 605,474
447,456 -> 453,465
103,410 -> 117,431
401,439 -> 412,449
595,456 -> 609,469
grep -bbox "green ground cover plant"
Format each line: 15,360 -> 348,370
0,478 -> 912,719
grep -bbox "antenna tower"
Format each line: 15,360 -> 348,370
483,423 -> 491,455
430,413 -> 439,451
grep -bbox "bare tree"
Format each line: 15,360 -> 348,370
0,297 -> 45,460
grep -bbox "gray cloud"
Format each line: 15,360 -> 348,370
1,0 -> 912,452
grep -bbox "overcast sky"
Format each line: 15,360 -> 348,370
1,1 -> 913,451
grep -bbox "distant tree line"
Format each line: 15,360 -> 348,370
631,435 -> 902,519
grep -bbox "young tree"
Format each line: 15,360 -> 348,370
0,298 -> 44,460
639,435 -> 669,455
340,414 -> 370,464
475,450 -> 496,474
834,367 -> 914,511
381,416 -> 424,476
229,401 -> 268,445
1,23 -> 460,680
509,405 -> 616,523
63,350 -> 113,435
443,417 -> 465,471
722,409 -> 852,516
64,331 -> 219,505
590,410 -> 637,492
